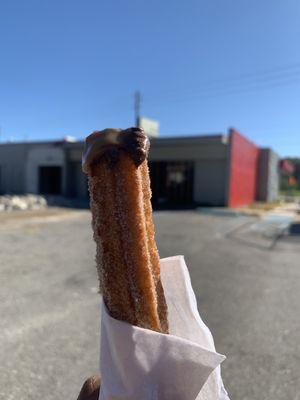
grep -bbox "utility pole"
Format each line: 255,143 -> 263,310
134,91 -> 141,127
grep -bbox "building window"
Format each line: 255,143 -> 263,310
149,161 -> 194,208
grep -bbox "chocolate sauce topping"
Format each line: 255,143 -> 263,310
82,127 -> 150,173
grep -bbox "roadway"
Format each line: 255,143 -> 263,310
0,209 -> 299,400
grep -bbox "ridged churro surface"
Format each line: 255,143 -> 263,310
84,128 -> 168,333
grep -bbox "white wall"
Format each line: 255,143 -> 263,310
26,146 -> 66,194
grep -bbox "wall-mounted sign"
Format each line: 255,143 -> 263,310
138,116 -> 159,137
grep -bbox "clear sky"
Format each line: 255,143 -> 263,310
0,0 -> 299,157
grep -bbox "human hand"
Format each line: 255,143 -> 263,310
77,374 -> 101,400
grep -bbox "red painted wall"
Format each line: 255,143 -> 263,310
227,129 -> 259,207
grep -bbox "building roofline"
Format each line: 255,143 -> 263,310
150,134 -> 227,146
0,133 -> 228,148
0,139 -> 75,146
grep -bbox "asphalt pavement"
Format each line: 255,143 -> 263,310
0,209 -> 299,400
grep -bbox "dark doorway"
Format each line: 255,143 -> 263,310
39,166 -> 62,195
149,161 -> 194,208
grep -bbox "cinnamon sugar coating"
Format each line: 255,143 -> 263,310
85,129 -> 168,333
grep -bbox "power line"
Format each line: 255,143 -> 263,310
143,72 -> 300,109
144,61 -> 300,102
93,62 -> 300,117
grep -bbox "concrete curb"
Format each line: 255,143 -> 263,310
197,207 -> 264,218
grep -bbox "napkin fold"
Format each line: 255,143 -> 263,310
99,256 -> 230,400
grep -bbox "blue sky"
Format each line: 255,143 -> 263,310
0,0 -> 299,157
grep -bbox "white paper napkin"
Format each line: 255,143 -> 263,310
99,255 -> 230,400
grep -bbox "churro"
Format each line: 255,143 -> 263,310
82,127 -> 168,333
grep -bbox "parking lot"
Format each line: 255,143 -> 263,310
0,209 -> 299,400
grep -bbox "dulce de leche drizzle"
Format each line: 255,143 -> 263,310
82,127 -> 150,173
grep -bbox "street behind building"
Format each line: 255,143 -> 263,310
0,209 -> 299,400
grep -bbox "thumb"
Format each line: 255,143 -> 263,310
77,374 -> 101,400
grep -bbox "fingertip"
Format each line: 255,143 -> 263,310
77,374 -> 101,400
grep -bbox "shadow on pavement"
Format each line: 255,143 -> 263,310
225,219 -> 300,251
